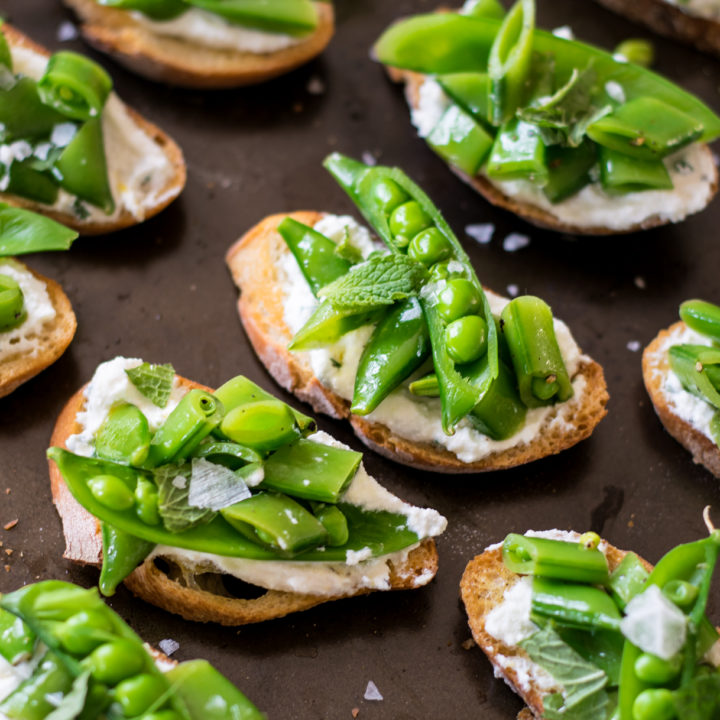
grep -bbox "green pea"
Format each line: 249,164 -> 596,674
114,673 -> 168,716
437,278 -> 482,323
632,689 -> 676,720
135,478 -> 160,526
662,579 -> 699,609
389,201 -> 432,239
0,273 -> 25,331
57,609 -> 113,655
84,639 -> 147,685
393,234 -> 410,250
444,315 -> 488,364
634,653 -> 682,684
220,400 -> 300,453
87,474 -> 135,511
371,177 -> 409,213
579,532 -> 601,550
614,39 -> 654,67
407,227 -> 452,266
531,375 -> 560,400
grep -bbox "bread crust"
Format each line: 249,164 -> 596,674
1,24 -> 186,235
226,212 -> 609,473
643,320 -> 720,478
0,262 -> 76,398
49,372 -> 440,625
387,68 -> 719,236
594,0 -> 720,57
460,537 -> 653,719
63,0 -> 334,88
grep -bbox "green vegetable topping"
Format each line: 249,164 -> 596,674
125,362 -> 176,408
154,463 -> 216,533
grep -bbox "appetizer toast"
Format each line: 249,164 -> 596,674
1,25 -> 185,234
228,210 -> 609,472
48,359 -> 444,626
64,0 -> 335,88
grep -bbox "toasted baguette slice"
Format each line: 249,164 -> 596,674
594,0 -> 720,58
49,373 -> 440,626
643,320 -> 720,478
63,0 -> 334,88
0,261 -> 76,398
460,536 -> 653,719
387,68 -> 719,235
226,211 -> 609,474
1,25 -> 186,235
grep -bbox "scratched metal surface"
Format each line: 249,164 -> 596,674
1,0 -> 719,717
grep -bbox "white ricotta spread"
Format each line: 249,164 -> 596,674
66,357 -> 446,596
663,0 -> 720,20
485,576 -> 539,646
411,78 -> 716,230
9,45 -> 176,223
279,215 -> 588,464
647,324 -> 717,444
0,259 -> 56,361
130,7 -> 306,53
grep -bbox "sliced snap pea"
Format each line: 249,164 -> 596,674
220,399 -> 300,454
312,504 -> 349,547
0,77 -> 69,142
599,146 -> 672,194
99,523 -> 154,596
469,358 -> 527,440
97,0 -> 186,20
662,579 -> 699,609
220,492 -> 328,555
55,608 -> 114,655
190,441 -> 262,470
609,552 -> 649,611
0,273 -> 25,331
0,607 -> 34,664
409,373 -> 440,397
135,477 -> 161,525
94,402 -> 151,466
679,299 -> 720,343
5,159 -> 59,205
437,73 -> 493,128
543,140 -> 597,203
187,0 -> 319,35
462,0 -> 506,19
668,344 -> 720,410
485,118 -> 547,184
351,297 -> 430,415
146,390 -> 224,467
260,438 -> 361,503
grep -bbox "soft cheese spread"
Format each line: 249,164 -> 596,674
412,78 -> 716,230
663,0 -> 720,20
0,260 -> 56,361
278,215 -> 589,463
130,8 -> 307,53
9,45 -> 176,223
66,357 -> 446,597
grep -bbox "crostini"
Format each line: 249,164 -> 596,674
0,205 -> 77,398
461,521 -> 720,719
0,580 -> 264,719
64,0 -> 335,88
47,357 -> 446,626
374,0 -> 720,234
227,154 -> 608,473
644,299 -> 720,478
0,24 -> 185,234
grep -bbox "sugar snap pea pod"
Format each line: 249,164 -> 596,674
503,534 -> 610,584
0,77 -> 69,142
599,147 -> 672,194
0,607 -> 35,664
487,0 -> 535,126
146,389 -> 224,467
501,296 -> 572,408
37,52 -> 112,121
531,576 -> 622,631
166,660 -> 265,720
48,447 -> 425,561
469,358 -> 527,440
312,504 -> 349,546
352,297 -> 430,415
213,374 -> 314,434
608,552 -> 649,610
462,0 -> 506,19
427,104 -> 494,175
324,153 -> 499,433
95,402 -> 151,466
278,217 -> 352,295
0,204 -> 78,255
288,299 -> 380,350
0,273 -> 25,331
544,140 -> 597,203
190,441 -> 262,469
438,73 -> 492,128
668,345 -> 720,410
5,159 -> 59,205
587,97 -> 703,161
260,438 -> 361,503
221,492 -> 328,555
99,523 -> 154,596
373,13 -> 720,142
220,399 -> 300,453
409,373 -> 440,397
97,0 -> 186,20
54,117 -> 114,213
679,299 -> 720,343
187,0 -> 319,35
486,118 -> 547,184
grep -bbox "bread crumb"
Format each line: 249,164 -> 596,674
4,565 -> 9,572
462,637 -> 476,650
351,709 -> 359,718
3,519 -> 18,530
634,276 -> 646,289
5,488 -> 10,495
4,549 -> 12,556
307,76 -> 325,95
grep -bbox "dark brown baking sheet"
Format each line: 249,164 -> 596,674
1,0 -> 720,717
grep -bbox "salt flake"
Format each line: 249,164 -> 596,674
626,340 -> 641,352
364,681 -> 383,701
605,81 -> 626,104
307,76 -> 325,95
551,25 -> 574,40
158,638 -> 180,656
57,21 -> 78,42
465,223 -> 495,244
503,233 -> 530,252
361,151 -> 377,166
506,284 -> 519,297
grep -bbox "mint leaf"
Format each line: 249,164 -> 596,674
317,254 -> 428,311
154,463 -> 216,533
542,689 -> 610,720
520,626 -> 608,710
126,362 -> 175,408
333,227 -> 363,264
45,670 -> 90,720
673,674 -> 720,720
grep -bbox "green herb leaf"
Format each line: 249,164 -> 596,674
317,253 -> 427,311
673,673 -> 720,720
0,204 -> 77,256
542,689 -> 611,720
333,227 -> 363,264
45,670 -> 90,720
154,463 -> 217,533
518,66 -> 611,147
520,626 -> 608,711
125,362 -> 175,408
